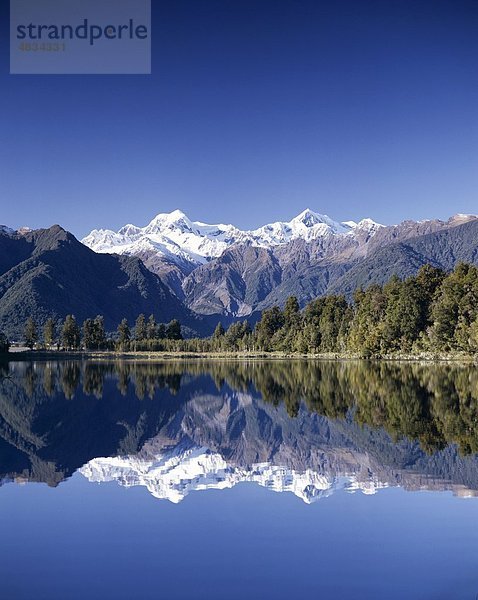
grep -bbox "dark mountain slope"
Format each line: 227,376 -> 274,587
183,244 -> 282,315
180,217 -> 478,316
331,218 -> 478,296
2,215 -> 477,334
182,234 -> 366,314
0,226 -> 210,338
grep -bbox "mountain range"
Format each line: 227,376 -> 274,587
82,209 -> 383,303
1,208 -> 478,337
83,209 -> 478,317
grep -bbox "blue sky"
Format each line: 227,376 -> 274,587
0,0 -> 477,238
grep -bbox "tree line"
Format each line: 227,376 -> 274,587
22,314 -> 183,352
211,262 -> 478,356
12,262 -> 478,356
0,331 -> 9,354
193,262 -> 478,356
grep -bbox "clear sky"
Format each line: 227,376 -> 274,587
0,0 -> 477,238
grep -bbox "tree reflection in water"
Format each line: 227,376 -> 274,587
1,359 -> 478,495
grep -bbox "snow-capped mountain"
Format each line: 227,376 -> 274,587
82,208 -> 383,267
80,209 -> 478,318
80,444 -> 389,504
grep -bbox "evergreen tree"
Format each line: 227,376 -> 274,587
379,275 -> 424,352
255,306 -> 284,350
82,316 -> 106,350
166,319 -> 182,340
283,296 -> 301,328
146,314 -> 157,339
414,264 -> 446,306
93,315 -> 107,349
240,320 -> 252,336
319,295 -> 349,352
429,263 -> 476,351
303,298 -> 326,350
347,285 -> 387,357
62,315 -> 81,350
24,317 -> 38,350
43,318 -> 56,349
213,322 -> 225,338
304,297 -> 326,327
117,318 -> 131,349
135,314 -> 147,341
225,322 -> 247,350
15,261 -> 478,358
82,318 -> 96,350
0,331 -> 9,354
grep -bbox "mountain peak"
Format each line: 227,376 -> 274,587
149,209 -> 188,224
341,218 -> 384,232
448,213 -> 477,225
82,207 -> 382,266
292,208 -> 328,226
356,218 -> 384,230
146,209 -> 195,234
290,209 -> 349,234
169,208 -> 187,219
293,208 -> 319,222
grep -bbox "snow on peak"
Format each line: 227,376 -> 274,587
341,218 -> 384,234
356,218 -> 383,229
81,208 -> 383,265
118,223 -> 142,237
448,213 -> 478,225
17,227 -> 32,235
146,209 -> 192,231
291,208 -> 347,233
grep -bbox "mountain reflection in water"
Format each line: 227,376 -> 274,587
1,359 -> 478,502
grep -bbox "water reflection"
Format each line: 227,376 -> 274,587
1,359 -> 478,501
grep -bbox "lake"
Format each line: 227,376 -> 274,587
1,359 -> 478,599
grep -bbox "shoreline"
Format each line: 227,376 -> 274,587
3,350 -> 478,363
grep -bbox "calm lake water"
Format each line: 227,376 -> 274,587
1,359 -> 478,599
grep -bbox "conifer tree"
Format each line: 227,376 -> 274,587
224,322 -> 245,350
43,318 -> 56,349
283,296 -> 301,328
166,319 -> 182,340
255,306 -> 284,350
117,318 -> 131,350
147,315 -> 157,339
82,318 -> 95,350
213,322 -> 225,338
62,315 -> 81,350
24,317 -> 38,350
0,331 -> 10,354
93,315 -> 107,349
135,314 -> 147,341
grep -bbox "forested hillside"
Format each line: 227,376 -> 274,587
13,262 -> 478,358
